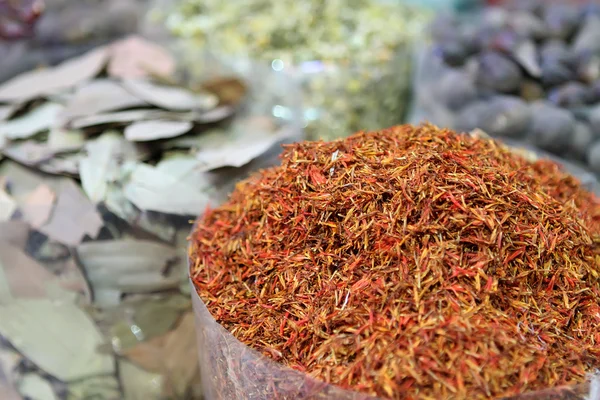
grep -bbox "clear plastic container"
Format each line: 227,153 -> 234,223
190,281 -> 600,400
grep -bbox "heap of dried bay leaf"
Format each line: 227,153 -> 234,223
0,34 -> 301,399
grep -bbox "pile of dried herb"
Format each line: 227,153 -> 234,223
191,124 -> 600,399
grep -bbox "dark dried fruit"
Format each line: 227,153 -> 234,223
529,102 -> 575,154
436,69 -> 478,111
543,4 -> 580,40
476,51 -> 523,93
587,140 -> 600,174
540,60 -> 574,87
570,122 -> 596,161
548,82 -> 593,107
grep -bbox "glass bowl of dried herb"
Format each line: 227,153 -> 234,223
148,0 -> 431,142
188,124 -> 600,400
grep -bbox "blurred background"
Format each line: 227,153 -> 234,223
1,0 -> 600,399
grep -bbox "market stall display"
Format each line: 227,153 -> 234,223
189,124 -> 600,400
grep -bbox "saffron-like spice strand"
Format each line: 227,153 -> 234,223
191,124 -> 600,399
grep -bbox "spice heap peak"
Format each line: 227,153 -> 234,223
191,124 -> 600,399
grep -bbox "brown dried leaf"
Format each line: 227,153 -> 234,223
39,180 -> 103,246
201,76 -> 248,106
60,79 -> 147,121
0,46 -> 109,103
0,221 -> 29,248
108,35 -> 176,80
124,120 -> 193,142
20,184 -> 56,229
161,312 -> 198,397
122,312 -> 198,398
0,240 -> 55,300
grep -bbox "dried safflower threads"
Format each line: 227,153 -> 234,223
190,124 -> 600,399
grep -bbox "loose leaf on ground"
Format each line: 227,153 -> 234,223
123,163 -> 211,215
124,120 -> 193,142
17,373 -> 58,400
76,239 -> 181,301
60,79 -> 147,121
0,46 -> 109,102
108,35 -> 176,80
39,180 -> 103,246
20,184 -> 56,229
122,79 -> 218,111
0,299 -> 115,381
0,102 -> 63,139
120,360 -> 163,400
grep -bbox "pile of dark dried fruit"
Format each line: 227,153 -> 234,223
424,1 -> 600,175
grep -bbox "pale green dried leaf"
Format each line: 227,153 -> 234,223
0,103 -> 63,140
120,360 -> 163,400
60,79 -> 147,121
2,141 -> 55,167
70,109 -> 160,129
124,120 -> 193,142
123,163 -> 211,215
122,79 -> 218,111
17,373 -> 58,400
0,299 -> 115,381
108,295 -> 190,354
0,47 -> 109,103
47,128 -> 86,152
192,119 -> 287,171
76,239 -> 180,297
155,153 -> 214,188
66,375 -> 120,400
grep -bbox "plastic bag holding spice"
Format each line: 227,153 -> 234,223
190,282 -> 600,400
